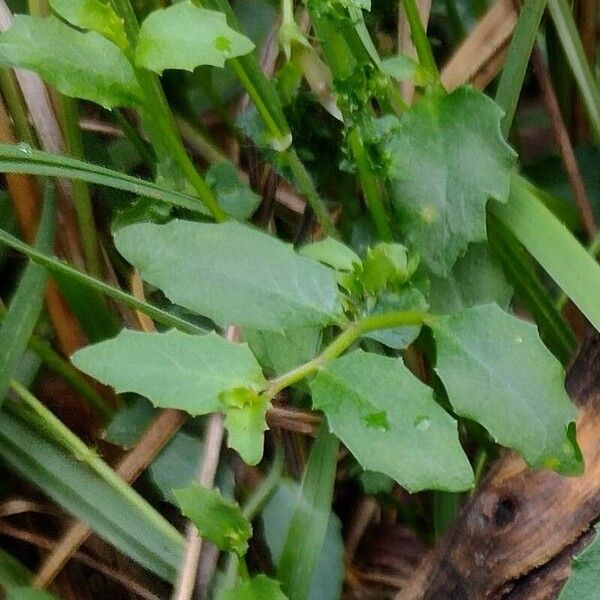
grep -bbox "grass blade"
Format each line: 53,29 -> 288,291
0,181 -> 55,403
495,0 -> 548,136
491,174 -> 600,334
1,385 -> 185,582
277,425 -> 339,600
0,227 -> 205,335
0,143 -> 207,214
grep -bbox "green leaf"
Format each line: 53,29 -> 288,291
492,175 -> 600,337
299,238 -> 360,272
221,575 -> 288,600
363,284 -> 428,349
49,0 -> 128,49
0,402 -> 184,582
220,387 -> 269,465
558,524 -> 600,599
263,480 -> 343,600
72,329 -> 266,415
114,221 -> 343,331
277,426 -> 339,600
0,548 -> 30,589
310,350 -> 473,492
0,16 -> 142,109
245,327 -> 322,376
380,54 -> 419,81
173,483 -> 252,556
136,1 -> 255,74
428,242 -> 513,314
386,86 -> 516,275
359,243 -> 409,294
206,161 -> 261,220
0,143 -> 208,215
0,183 -> 54,405
431,304 -> 582,474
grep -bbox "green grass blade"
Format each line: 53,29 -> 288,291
491,174 -> 600,334
0,227 -> 205,335
277,425 -> 339,600
495,0 -> 548,136
487,213 -> 576,364
0,143 -> 207,214
1,388 -> 185,582
0,182 -> 55,403
547,0 -> 600,142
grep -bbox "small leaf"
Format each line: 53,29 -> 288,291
380,55 -> 419,81
136,1 -> 255,74
206,161 -> 261,220
220,387 -> 269,465
558,524 -> 600,599
49,0 -> 128,48
72,329 -> 266,415
431,304 -> 582,474
114,220 -> 342,331
429,242 -> 513,314
310,350 -> 474,492
0,15 -> 142,108
173,484 -> 251,556
360,242 -> 410,294
299,238 -> 360,272
386,86 -> 516,275
221,575 -> 288,600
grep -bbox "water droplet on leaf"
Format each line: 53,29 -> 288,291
16,142 -> 32,154
414,416 -> 432,431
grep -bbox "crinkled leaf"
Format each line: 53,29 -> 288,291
429,242 -> 513,314
386,86 -> 516,275
0,15 -> 142,108
299,238 -> 360,272
310,350 -> 474,492
220,387 -> 269,465
173,483 -> 251,556
49,0 -> 127,48
72,329 -> 266,415
363,284 -> 428,349
558,524 -> 600,599
221,575 -> 288,600
206,161 -> 261,220
136,1 -> 255,74
431,304 -> 582,474
114,221 -> 343,331
263,480 -> 343,600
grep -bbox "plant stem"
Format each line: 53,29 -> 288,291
110,0 -> 227,222
265,310 -> 429,396
347,128 -> 393,241
0,69 -> 36,145
401,0 -> 438,78
285,148 -> 337,237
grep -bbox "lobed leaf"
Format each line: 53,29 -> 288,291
136,1 -> 255,74
114,220 -> 343,331
173,483 -> 251,556
386,86 -> 516,275
0,16 -> 142,108
310,350 -> 474,492
431,304 -> 582,474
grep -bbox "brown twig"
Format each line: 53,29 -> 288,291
530,45 -> 597,238
0,522 -> 162,600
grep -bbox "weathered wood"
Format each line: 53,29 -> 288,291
396,333 -> 600,599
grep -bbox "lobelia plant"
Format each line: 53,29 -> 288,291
0,0 -> 600,598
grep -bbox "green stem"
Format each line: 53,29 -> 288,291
285,148 -> 337,237
401,0 -> 438,78
347,128 -> 393,241
60,96 -> 103,277
110,0 -> 227,222
265,310 -> 429,396
0,69 -> 37,145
